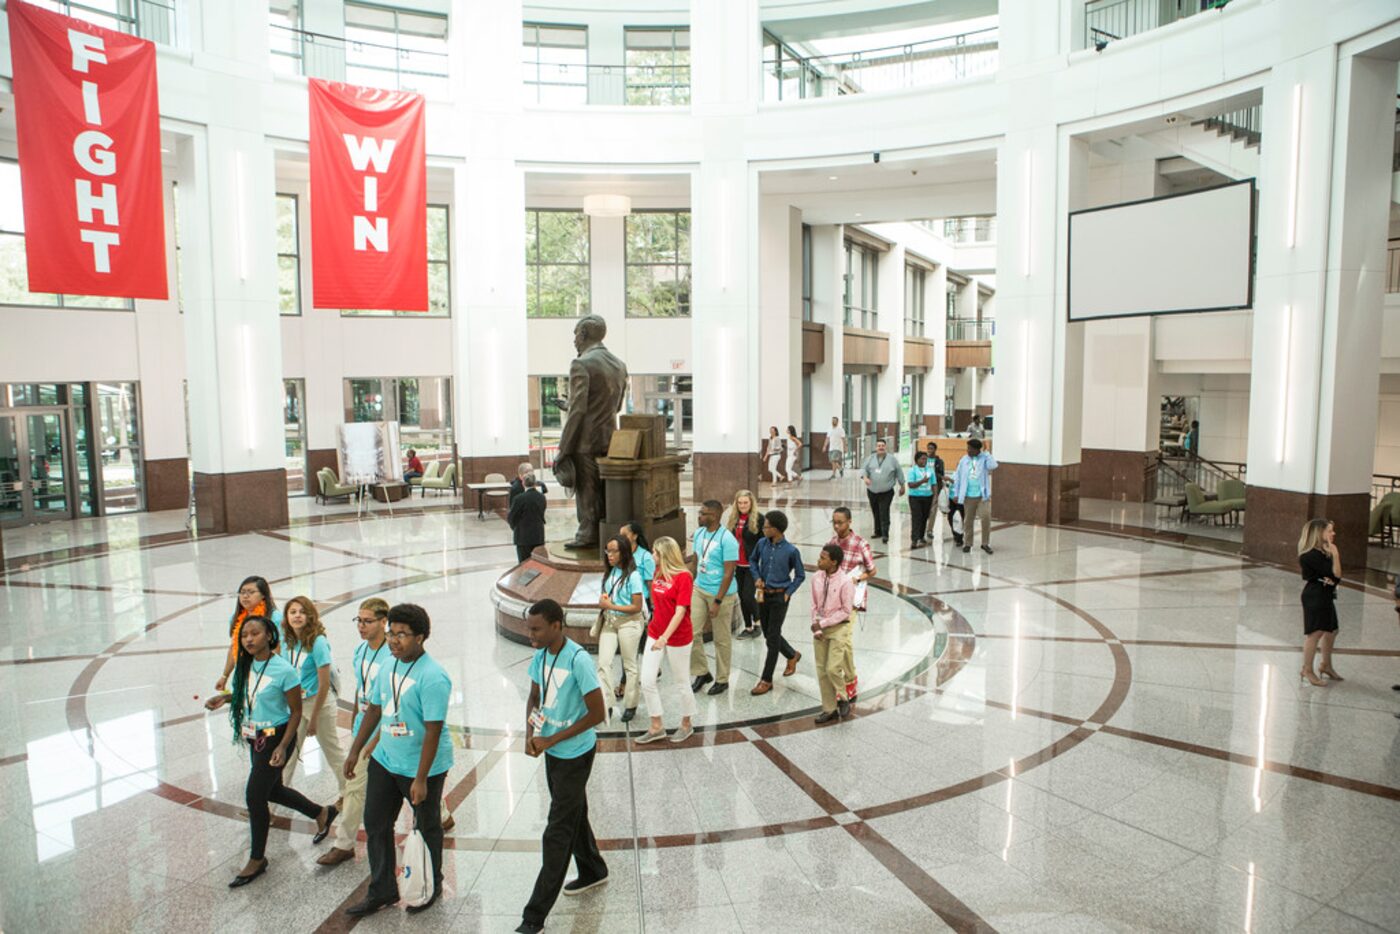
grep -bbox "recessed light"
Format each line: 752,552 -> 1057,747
828,175 -> 838,181
854,212 -> 862,217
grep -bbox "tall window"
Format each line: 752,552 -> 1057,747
626,211 -> 691,317
625,27 -> 690,105
34,0 -> 175,45
0,161 -> 132,310
525,210 -> 590,318
843,240 -> 878,329
344,2 -> 449,97
342,205 -> 450,317
904,263 -> 926,337
909,373 -> 926,427
343,376 -> 453,464
269,0 -> 302,75
801,224 -> 813,321
523,23 -> 588,105
275,194 -> 301,316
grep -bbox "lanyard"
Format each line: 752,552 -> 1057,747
288,644 -> 303,672
356,642 -> 385,709
390,655 -> 421,720
245,658 -> 269,716
540,647 -> 580,711
697,527 -> 723,570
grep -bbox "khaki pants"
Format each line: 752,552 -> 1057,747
689,589 -> 736,683
597,613 -> 643,710
641,642 -> 696,722
332,745 -> 373,850
283,688 -> 347,792
813,620 -> 854,712
839,621 -> 859,699
963,496 -> 991,548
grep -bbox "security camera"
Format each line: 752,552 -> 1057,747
873,152 -> 881,164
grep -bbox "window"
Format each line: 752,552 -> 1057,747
843,239 -> 878,329
908,373 -> 926,428
626,211 -> 691,317
801,224 -> 813,321
523,23 -> 588,105
344,2 -> 449,97
538,377 -> 567,430
342,205 -> 450,316
762,30 -> 825,101
275,194 -> 301,316
526,210 -> 590,318
343,376 -> 454,467
31,0 -> 175,45
269,0 -> 303,75
625,27 -> 690,106
0,161 -> 132,310
904,264 -> 926,337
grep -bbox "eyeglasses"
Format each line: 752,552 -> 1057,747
354,616 -> 383,625
387,630 -> 417,641
238,588 -> 261,597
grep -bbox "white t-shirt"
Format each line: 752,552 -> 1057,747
826,426 -> 847,451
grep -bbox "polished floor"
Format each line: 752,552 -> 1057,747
1,478 -> 1398,933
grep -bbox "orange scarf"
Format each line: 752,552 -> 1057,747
230,601 -> 268,649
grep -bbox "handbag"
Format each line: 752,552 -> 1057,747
590,610 -> 604,639
951,509 -> 964,536
398,814 -> 435,908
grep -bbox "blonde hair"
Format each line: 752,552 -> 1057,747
652,537 -> 688,581
1297,518 -> 1332,556
282,595 -> 327,650
726,490 -> 761,536
359,597 -> 389,619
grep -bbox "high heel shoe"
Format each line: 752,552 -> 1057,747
1319,667 -> 1344,682
1300,670 -> 1326,687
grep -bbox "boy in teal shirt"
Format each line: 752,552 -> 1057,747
517,599 -> 608,933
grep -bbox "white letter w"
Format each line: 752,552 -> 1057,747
342,134 -> 395,173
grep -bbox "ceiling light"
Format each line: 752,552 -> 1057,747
828,175 -> 838,181
583,194 -> 631,218
854,212 -> 863,217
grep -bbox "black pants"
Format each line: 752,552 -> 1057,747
364,758 -> 447,902
947,500 -> 965,544
735,566 -> 758,628
245,721 -> 321,860
909,496 -> 932,543
516,541 -> 542,563
758,596 -> 796,682
867,489 -> 895,539
523,747 -> 606,926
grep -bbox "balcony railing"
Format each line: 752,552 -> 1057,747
947,318 -> 994,341
270,24 -> 449,95
1387,239 -> 1400,294
1086,0 -> 1230,49
941,216 -> 997,244
1195,104 -> 1261,149
45,0 -> 178,46
762,27 -> 998,101
522,62 -> 691,106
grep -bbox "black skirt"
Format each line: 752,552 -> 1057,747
1301,586 -> 1338,635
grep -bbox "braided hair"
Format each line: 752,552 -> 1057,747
227,615 -> 280,743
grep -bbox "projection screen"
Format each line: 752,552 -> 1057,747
1067,179 -> 1254,321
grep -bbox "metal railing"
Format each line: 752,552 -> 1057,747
1086,0 -> 1230,49
761,27 -> 998,100
40,0 -> 178,46
946,318 -> 994,341
522,62 -> 691,106
941,216 -> 997,244
1374,474 -> 1400,507
1387,240 -> 1400,294
1154,454 -> 1244,498
269,23 -> 449,93
1196,104 -> 1261,148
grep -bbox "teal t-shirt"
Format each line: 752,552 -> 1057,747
966,458 -> 985,498
244,654 -> 300,730
370,651 -> 454,778
351,639 -> 388,735
907,465 -> 934,498
691,527 -> 739,596
604,567 -> 645,612
285,634 -> 333,698
528,640 -> 600,760
633,547 -> 655,585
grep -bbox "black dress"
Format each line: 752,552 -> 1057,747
1298,548 -> 1339,635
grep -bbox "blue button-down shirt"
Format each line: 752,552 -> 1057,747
751,537 -> 806,597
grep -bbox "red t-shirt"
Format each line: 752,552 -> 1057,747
735,515 -> 750,566
649,572 -> 694,645
407,455 -> 424,473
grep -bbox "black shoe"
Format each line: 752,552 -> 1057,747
981,544 -> 994,555
882,536 -> 890,544
228,859 -> 268,888
406,889 -> 441,914
563,874 -> 609,896
691,673 -> 713,693
838,699 -> 852,719
516,923 -> 544,934
346,894 -> 398,916
962,545 -> 971,553
312,804 -> 337,845
815,710 -> 840,724
953,537 -> 964,547
849,693 -> 858,704
708,682 -> 728,696
621,707 -> 636,723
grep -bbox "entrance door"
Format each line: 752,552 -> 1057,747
0,410 -> 73,524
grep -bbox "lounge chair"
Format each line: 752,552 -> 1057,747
1185,483 -> 1233,525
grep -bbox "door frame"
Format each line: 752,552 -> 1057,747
0,406 -> 77,525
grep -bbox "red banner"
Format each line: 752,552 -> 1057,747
308,79 -> 427,311
7,0 -> 168,299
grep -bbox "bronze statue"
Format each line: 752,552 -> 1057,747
554,315 -> 628,549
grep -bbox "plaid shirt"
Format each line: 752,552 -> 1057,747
827,531 -> 875,576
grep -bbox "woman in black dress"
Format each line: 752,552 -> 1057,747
1297,518 -> 1343,686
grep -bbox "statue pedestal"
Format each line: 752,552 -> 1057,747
491,544 -> 607,649
597,452 -> 689,554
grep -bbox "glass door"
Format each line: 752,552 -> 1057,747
27,411 -> 70,518
0,417 -> 22,524
284,379 -> 307,495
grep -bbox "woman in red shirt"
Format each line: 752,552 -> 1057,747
636,537 -> 697,745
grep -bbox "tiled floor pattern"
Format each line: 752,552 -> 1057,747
1,477 -> 1398,933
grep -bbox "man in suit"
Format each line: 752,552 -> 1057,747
555,315 -> 628,550
507,473 -> 548,563
509,462 -> 548,508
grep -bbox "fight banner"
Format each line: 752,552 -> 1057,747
7,0 -> 168,299
308,79 -> 427,310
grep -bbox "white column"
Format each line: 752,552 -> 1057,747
757,197 -> 799,436
877,243 -> 906,448
810,225 -> 845,436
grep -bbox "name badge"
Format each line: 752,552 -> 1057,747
386,722 -> 411,738
240,724 -> 256,739
358,699 -> 370,714
529,709 -> 545,731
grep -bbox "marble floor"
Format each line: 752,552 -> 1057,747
1,477 -> 1398,933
